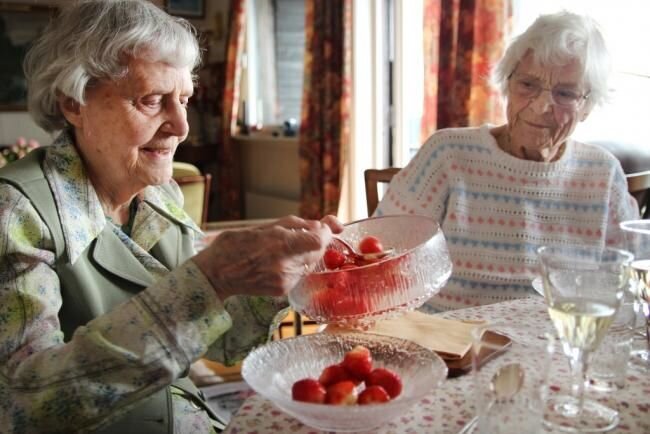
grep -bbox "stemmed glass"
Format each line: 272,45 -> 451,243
537,245 -> 632,433
619,220 -> 650,371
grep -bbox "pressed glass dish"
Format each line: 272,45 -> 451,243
242,332 -> 448,432
290,215 -> 452,327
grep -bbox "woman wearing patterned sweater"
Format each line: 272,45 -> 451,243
375,11 -> 639,312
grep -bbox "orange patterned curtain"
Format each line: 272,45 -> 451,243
421,0 -> 510,141
298,0 -> 352,219
216,0 -> 246,220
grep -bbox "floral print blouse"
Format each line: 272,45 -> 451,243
0,133 -> 287,433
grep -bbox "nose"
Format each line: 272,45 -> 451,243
161,100 -> 189,138
529,88 -> 554,114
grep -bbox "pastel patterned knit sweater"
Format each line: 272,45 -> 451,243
375,125 -> 639,312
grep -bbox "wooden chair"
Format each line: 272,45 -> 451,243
364,168 -> 401,216
626,170 -> 650,219
173,161 -> 212,228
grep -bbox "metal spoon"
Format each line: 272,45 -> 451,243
331,236 -> 395,261
458,363 -> 525,433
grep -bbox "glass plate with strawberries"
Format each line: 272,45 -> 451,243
290,215 -> 452,328
242,332 -> 448,432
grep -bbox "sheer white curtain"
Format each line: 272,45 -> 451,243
245,0 -> 278,127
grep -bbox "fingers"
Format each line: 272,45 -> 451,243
321,214 -> 345,234
280,224 -> 332,256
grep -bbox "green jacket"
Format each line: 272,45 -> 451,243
0,149 -> 220,433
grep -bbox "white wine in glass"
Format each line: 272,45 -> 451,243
538,245 -> 632,433
620,220 -> 650,371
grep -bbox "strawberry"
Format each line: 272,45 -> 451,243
325,380 -> 358,405
358,236 -> 383,254
366,368 -> 403,399
341,345 -> 373,381
319,364 -> 359,387
339,263 -> 359,270
358,385 -> 391,404
292,378 -> 326,403
323,249 -> 346,270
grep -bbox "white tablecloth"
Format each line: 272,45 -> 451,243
224,297 -> 650,434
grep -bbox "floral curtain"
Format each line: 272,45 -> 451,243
215,0 -> 246,220
298,0 -> 352,220
421,0 -> 510,142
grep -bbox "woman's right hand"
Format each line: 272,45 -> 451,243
193,215 -> 341,300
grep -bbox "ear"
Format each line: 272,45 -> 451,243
58,95 -> 83,128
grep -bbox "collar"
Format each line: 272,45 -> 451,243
42,132 -> 201,264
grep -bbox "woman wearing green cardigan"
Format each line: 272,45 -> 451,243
0,1 -> 342,433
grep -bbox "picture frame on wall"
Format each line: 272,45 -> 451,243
166,0 -> 205,18
0,3 -> 57,111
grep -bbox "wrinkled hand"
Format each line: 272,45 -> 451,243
193,215 -> 343,300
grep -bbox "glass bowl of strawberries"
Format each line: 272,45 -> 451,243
242,331 -> 447,432
290,215 -> 452,327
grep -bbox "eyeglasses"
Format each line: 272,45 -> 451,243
508,73 -> 590,108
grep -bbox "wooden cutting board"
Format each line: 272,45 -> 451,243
364,310 -> 483,360
328,310 -> 512,377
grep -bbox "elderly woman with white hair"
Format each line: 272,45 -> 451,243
0,1 -> 342,433
375,11 -> 639,312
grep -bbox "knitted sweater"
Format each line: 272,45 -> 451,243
375,125 -> 639,312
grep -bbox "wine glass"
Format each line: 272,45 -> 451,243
619,220 -> 650,372
537,245 -> 632,433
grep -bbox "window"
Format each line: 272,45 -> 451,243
242,0 -> 305,129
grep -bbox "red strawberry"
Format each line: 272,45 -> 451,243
319,364 -> 359,387
292,378 -> 326,403
366,368 -> 403,399
358,236 -> 383,254
339,263 -> 359,270
323,249 -> 346,270
342,345 -> 373,381
358,385 -> 391,404
325,380 -> 358,405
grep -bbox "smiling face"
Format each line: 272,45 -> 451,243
61,56 -> 193,203
504,50 -> 591,162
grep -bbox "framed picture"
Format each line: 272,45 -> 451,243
0,3 -> 57,111
166,0 -> 205,18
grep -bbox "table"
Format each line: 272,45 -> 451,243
224,297 -> 650,434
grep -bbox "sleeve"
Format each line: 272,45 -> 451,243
374,133 -> 450,222
0,183 -> 283,433
605,166 -> 640,246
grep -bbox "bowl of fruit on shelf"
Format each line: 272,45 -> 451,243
242,332 -> 447,432
290,215 -> 452,327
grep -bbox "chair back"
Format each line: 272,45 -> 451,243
173,162 -> 211,227
364,167 -> 401,216
626,170 -> 650,219
172,161 -> 201,177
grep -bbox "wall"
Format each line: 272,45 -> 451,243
235,133 -> 300,218
0,0 -> 229,146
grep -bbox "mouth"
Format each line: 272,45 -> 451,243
522,119 -> 552,129
140,146 -> 173,158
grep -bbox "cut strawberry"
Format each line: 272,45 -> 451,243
341,345 -> 373,381
358,385 -> 391,404
319,363 -> 359,387
292,378 -> 326,403
325,380 -> 358,405
366,368 -> 403,399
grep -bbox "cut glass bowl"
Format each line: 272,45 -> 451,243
290,215 -> 452,327
242,332 -> 448,432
